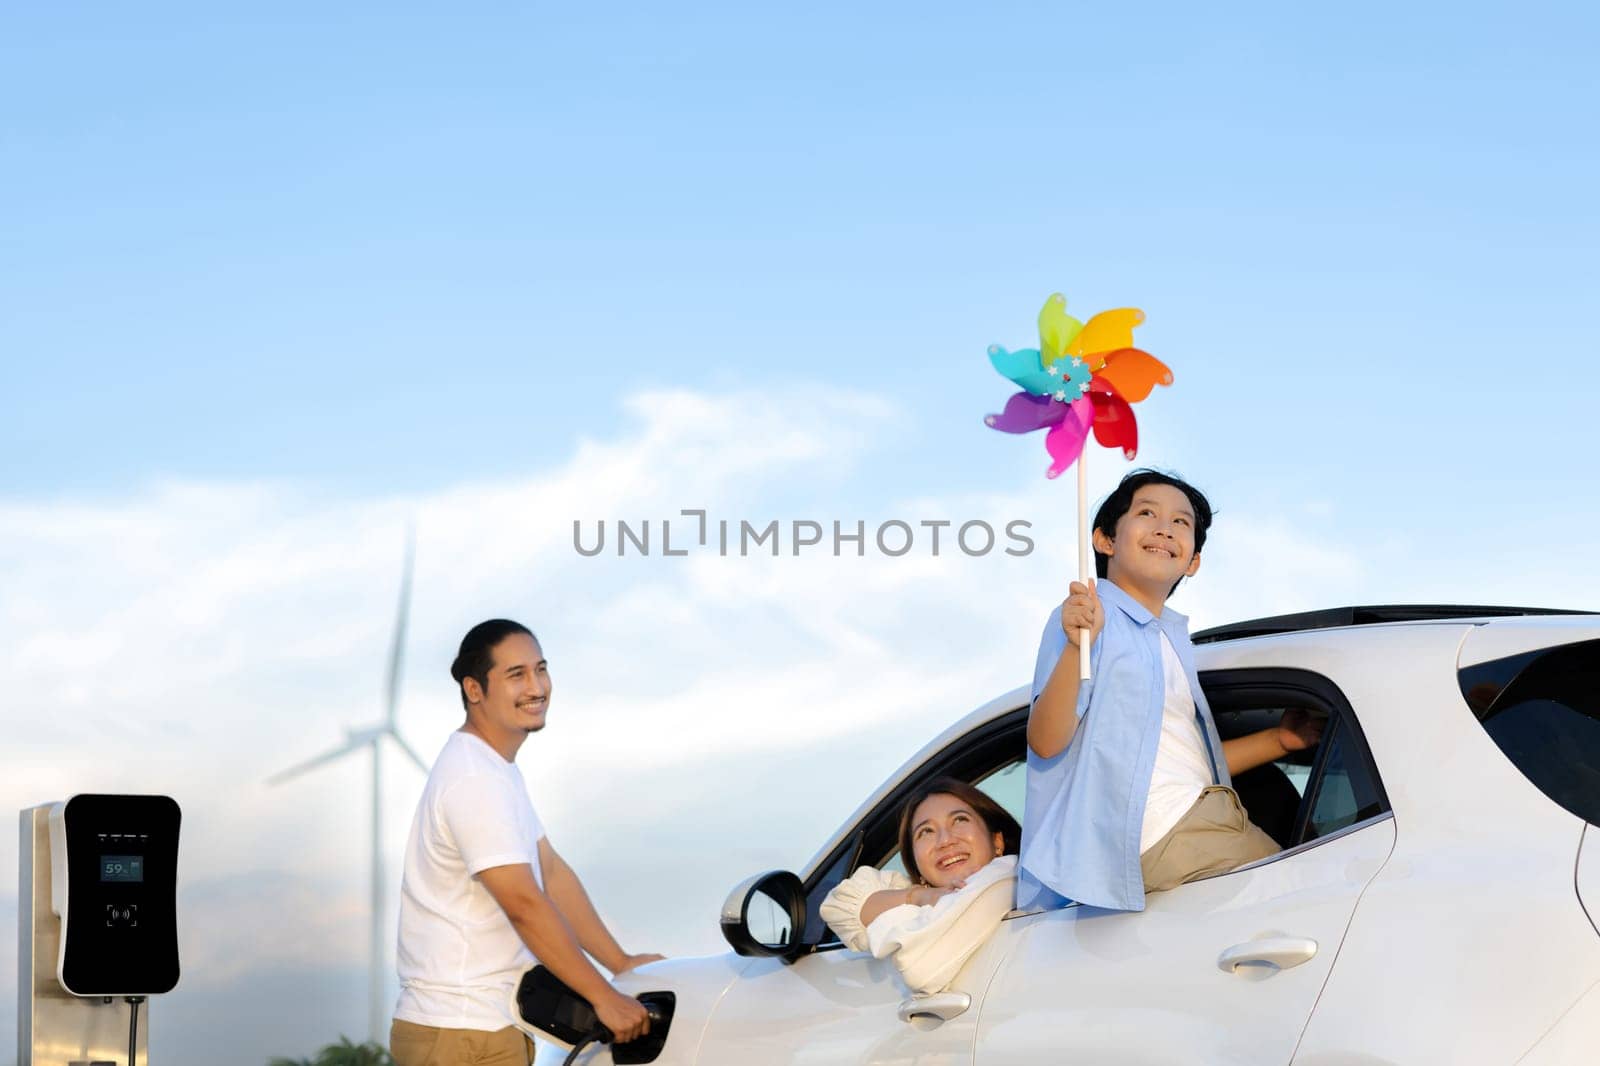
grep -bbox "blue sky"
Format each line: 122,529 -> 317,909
7,3 -> 1597,505
3,3 -> 1598,1063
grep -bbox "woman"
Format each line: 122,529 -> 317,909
819,776 -> 1021,994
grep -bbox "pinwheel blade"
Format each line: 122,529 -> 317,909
1097,348 -> 1172,404
1090,389 -> 1139,460
1045,397 -> 1095,479
1037,293 -> 1084,365
1068,308 -> 1146,369
985,391 -> 1070,434
988,345 -> 1053,396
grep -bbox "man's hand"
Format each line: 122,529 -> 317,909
613,952 -> 665,975
594,986 -> 651,1044
1277,708 -> 1326,753
1058,580 -> 1105,649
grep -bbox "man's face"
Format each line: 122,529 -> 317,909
473,633 -> 552,735
1095,482 -> 1202,591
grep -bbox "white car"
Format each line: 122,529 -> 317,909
537,606 -> 1600,1064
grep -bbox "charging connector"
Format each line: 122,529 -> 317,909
560,1002 -> 668,1066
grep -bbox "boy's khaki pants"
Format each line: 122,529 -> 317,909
1141,785 -> 1281,893
390,1018 -> 535,1066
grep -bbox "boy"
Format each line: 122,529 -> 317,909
1017,470 -> 1322,911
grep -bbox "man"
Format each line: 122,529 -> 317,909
391,619 -> 659,1065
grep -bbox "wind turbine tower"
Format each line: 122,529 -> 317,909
269,529 -> 429,1045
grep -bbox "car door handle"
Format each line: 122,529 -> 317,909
898,991 -> 972,1025
1217,936 -> 1319,973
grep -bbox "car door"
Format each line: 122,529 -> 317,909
694,933 -> 1006,1066
692,721 -> 1030,1066
976,672 -> 1395,1065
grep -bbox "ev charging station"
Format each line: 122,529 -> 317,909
17,795 -> 181,1066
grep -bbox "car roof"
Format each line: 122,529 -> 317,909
1192,604 -> 1595,644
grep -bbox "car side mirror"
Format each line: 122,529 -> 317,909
719,870 -> 807,961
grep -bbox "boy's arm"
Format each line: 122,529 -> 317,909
1222,709 -> 1326,776
539,837 -> 664,976
1027,580 -> 1105,759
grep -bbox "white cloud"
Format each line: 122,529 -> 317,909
1180,514 -> 1367,629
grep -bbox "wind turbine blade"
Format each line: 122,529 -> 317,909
387,729 -> 430,774
383,524 -> 415,729
266,736 -> 368,786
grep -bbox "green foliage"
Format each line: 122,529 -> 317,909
269,1035 -> 394,1066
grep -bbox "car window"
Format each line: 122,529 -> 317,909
977,758 -> 1026,826
1304,713 -> 1386,838
1205,668 -> 1390,855
1459,638 -> 1600,824
802,710 -> 1028,948
804,836 -> 860,945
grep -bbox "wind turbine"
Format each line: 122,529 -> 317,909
269,528 -> 429,1045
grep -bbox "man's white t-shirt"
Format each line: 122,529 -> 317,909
394,730 -> 547,1031
1139,633 -> 1216,854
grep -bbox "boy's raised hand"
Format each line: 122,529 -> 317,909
1276,708 -> 1326,753
1058,579 -> 1105,650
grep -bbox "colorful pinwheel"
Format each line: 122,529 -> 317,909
984,293 -> 1172,478
984,293 -> 1173,682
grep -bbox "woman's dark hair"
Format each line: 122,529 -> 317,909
451,619 -> 536,709
896,776 -> 1022,885
1092,468 -> 1214,595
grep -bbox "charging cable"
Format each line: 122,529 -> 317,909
125,996 -> 146,1066
561,1033 -> 601,1066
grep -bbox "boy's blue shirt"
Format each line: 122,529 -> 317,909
1017,580 -> 1230,913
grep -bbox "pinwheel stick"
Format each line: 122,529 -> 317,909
1077,451 -> 1091,681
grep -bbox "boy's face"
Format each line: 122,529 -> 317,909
1093,482 -> 1202,594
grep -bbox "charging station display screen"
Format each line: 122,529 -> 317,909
100,855 -> 144,882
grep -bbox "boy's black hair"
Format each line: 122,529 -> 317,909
1092,469 -> 1214,597
451,619 -> 537,710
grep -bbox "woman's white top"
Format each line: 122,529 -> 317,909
1139,632 -> 1215,853
818,855 -> 1017,993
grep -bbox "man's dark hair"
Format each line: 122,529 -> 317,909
451,619 -> 536,710
1092,468 -> 1214,596
896,776 -> 1022,886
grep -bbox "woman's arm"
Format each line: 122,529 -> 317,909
819,865 -> 914,952
859,884 -> 956,927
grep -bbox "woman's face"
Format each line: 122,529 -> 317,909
909,792 -> 1005,888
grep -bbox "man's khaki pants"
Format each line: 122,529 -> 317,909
1141,785 -> 1280,893
390,1019 -> 535,1066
